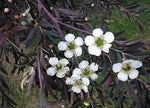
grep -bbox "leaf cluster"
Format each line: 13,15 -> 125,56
0,0 -> 150,107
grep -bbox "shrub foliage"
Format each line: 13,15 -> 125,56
0,0 -> 150,107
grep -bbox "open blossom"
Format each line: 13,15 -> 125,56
112,59 -> 142,81
84,28 -> 114,56
58,33 -> 83,58
47,57 -> 69,78
66,74 -> 89,93
21,8 -> 33,25
73,60 -> 99,81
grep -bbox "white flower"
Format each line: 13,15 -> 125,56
66,76 -> 89,93
112,59 -> 142,81
73,60 -> 99,81
21,8 -> 33,25
58,33 -> 83,58
84,28 -> 114,56
47,57 -> 69,78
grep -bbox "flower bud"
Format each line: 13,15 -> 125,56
14,14 -> 20,20
8,0 -> 13,3
4,8 -> 9,13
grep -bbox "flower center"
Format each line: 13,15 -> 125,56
122,63 -> 131,72
95,38 -> 104,47
56,64 -> 63,70
68,42 -> 75,50
82,69 -> 91,77
75,80 -> 83,87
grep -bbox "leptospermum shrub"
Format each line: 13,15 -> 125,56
0,0 -> 150,108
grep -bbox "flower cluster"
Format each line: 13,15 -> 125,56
46,28 -> 143,94
66,60 -> 98,93
58,28 -> 114,58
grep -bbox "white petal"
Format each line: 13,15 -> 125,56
129,69 -> 139,79
58,41 -> 67,51
75,47 -> 82,56
90,63 -> 98,71
84,36 -> 95,46
90,73 -> 98,81
71,74 -> 81,80
47,67 -> 56,76
59,58 -> 69,65
132,60 -> 143,68
104,32 -> 114,43
75,37 -> 83,46
64,50 -> 73,58
73,68 -> 82,75
117,72 -> 128,81
21,21 -> 26,25
66,77 -> 75,85
22,13 -> 26,17
78,60 -> 89,69
112,63 -> 122,73
65,33 -> 75,42
81,77 -> 90,86
102,43 -> 112,53
49,57 -> 58,65
123,59 -> 134,64
82,86 -> 88,93
63,67 -> 69,72
92,28 -> 103,37
88,45 -> 101,56
71,86 -> 81,93
56,71 -> 67,78
24,8 -> 30,15
27,14 -> 33,22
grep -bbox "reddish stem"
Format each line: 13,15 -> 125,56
37,0 -> 64,40
37,0 -> 92,37
58,21 -> 92,35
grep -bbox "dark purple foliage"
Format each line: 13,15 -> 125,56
0,0 -> 150,108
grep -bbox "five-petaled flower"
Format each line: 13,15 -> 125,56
66,74 -> 89,93
47,57 -> 69,78
84,28 -> 114,56
112,59 -> 142,81
58,33 -> 83,58
73,60 -> 99,81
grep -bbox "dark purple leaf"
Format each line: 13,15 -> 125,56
25,28 -> 35,43
11,26 -> 27,32
127,82 -> 142,108
115,94 -> 124,108
67,0 -> 72,7
103,75 -> 114,90
36,48 -> 43,90
0,33 -> 8,45
125,40 -> 143,46
113,82 -> 122,99
97,88 -> 112,105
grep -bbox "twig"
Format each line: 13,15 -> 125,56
110,47 -> 141,59
7,38 -> 21,52
137,78 -> 150,91
37,0 -> 64,40
58,21 -> 92,35
37,0 -> 92,39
